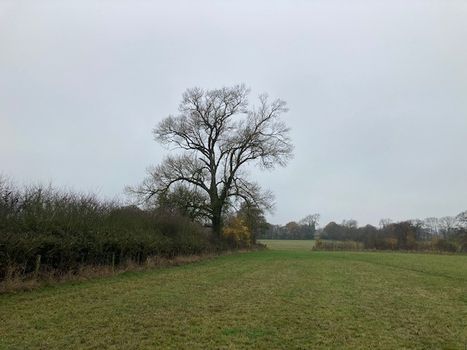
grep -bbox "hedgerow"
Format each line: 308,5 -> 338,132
0,179 -> 221,281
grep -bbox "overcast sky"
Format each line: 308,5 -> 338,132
1,0 -> 466,226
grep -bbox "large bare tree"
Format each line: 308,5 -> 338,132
133,85 -> 293,236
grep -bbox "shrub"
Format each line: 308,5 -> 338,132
313,239 -> 364,251
432,238 -> 459,253
0,179 -> 221,281
223,217 -> 251,247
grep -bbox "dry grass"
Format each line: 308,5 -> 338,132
0,252 -> 233,294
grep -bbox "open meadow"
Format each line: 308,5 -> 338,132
1,240 -> 466,349
258,239 -> 316,251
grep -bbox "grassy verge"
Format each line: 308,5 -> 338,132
0,252 -> 225,293
0,243 -> 466,349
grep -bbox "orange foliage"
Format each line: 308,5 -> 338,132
223,217 -> 251,245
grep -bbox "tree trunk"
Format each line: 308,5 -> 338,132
210,192 -> 223,237
212,211 -> 223,237
211,197 -> 223,237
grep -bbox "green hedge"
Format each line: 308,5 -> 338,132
0,181 -> 221,280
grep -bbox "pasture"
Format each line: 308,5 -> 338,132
1,240 -> 466,349
258,239 -> 315,251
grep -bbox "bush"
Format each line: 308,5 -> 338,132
429,238 -> 458,252
223,217 -> 251,248
0,179 -> 220,281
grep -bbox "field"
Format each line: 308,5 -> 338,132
1,241 -> 466,349
259,239 -> 315,250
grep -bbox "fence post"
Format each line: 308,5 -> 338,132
111,253 -> 116,272
34,254 -> 41,278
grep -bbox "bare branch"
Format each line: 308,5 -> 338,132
132,85 -> 293,235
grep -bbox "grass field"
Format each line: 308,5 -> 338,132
1,241 -> 466,349
259,239 -> 315,250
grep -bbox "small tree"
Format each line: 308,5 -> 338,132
132,85 -> 293,237
299,213 -> 320,239
223,216 -> 251,246
237,203 -> 268,244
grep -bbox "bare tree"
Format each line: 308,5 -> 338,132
438,216 -> 458,238
299,213 -> 320,228
131,85 -> 293,236
157,183 -> 211,222
455,211 -> 467,228
379,218 -> 392,229
342,219 -> 358,229
423,217 -> 440,236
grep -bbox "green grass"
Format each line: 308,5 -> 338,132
259,239 -> 315,250
1,241 -> 466,349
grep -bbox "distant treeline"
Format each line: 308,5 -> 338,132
318,216 -> 467,252
0,179 -> 232,282
258,214 -> 320,240
258,212 -> 467,253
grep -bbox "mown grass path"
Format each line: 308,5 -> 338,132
1,241 -> 466,349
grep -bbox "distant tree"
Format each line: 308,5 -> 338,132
322,221 -> 344,240
299,213 -> 320,227
263,224 -> 282,239
384,221 -> 419,250
294,214 -> 317,239
237,203 -> 268,244
130,85 -> 293,237
411,219 -> 425,240
299,213 -> 320,239
318,212 -> 467,252
285,221 -> 301,239
357,224 -> 379,248
455,211 -> 467,251
423,217 -> 439,236
456,211 -> 467,228
321,220 -> 360,241
342,219 -> 358,229
379,218 -> 392,229
438,216 -> 457,239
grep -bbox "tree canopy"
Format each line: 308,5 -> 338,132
132,85 -> 293,236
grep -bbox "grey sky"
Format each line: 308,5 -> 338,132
1,0 -> 466,226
